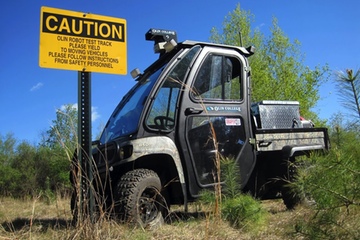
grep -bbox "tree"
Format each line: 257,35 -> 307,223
293,82 -> 360,239
10,141 -> 37,195
35,145 -> 71,192
210,4 -> 329,121
39,104 -> 79,194
44,104 -> 78,155
335,68 -> 360,120
295,120 -> 360,239
0,133 -> 19,195
0,132 -> 16,165
0,105 -> 80,197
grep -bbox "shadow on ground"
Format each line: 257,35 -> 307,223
1,218 -> 70,232
1,202 -> 288,232
1,211 -> 207,232
166,211 -> 207,223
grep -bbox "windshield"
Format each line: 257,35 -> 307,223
99,67 -> 164,143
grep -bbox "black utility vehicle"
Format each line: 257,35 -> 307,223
72,29 -> 329,228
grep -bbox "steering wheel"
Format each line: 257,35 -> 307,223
154,116 -> 175,130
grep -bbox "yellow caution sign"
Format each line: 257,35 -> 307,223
39,6 -> 127,75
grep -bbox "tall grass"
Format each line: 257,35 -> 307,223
1,195 -> 299,240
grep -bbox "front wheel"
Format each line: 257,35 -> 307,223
115,169 -> 167,229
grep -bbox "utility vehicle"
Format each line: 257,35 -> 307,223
71,29 -> 329,228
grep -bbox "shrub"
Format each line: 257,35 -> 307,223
294,125 -> 360,239
222,194 -> 267,231
199,156 -> 268,232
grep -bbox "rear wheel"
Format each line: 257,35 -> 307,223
282,185 -> 302,209
281,159 -> 303,209
115,169 -> 167,229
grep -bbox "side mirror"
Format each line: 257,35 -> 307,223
131,68 -> 142,79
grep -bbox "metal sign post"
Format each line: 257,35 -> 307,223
77,71 -> 94,221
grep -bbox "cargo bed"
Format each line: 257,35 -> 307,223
255,127 -> 329,156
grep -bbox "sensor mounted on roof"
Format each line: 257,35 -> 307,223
146,28 -> 178,55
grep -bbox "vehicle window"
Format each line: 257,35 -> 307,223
192,54 -> 242,101
187,116 -> 246,185
99,67 -> 163,143
146,46 -> 200,130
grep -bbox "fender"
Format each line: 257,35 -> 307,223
117,136 -> 188,208
282,144 -> 325,158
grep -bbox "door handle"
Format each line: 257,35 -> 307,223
185,107 -> 203,115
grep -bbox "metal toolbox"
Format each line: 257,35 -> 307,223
251,100 -> 300,129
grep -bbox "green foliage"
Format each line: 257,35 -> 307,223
42,176 -> 56,204
36,145 -> 71,191
295,207 -> 360,240
220,157 -> 267,231
335,68 -> 360,119
210,4 -> 329,122
300,148 -> 359,209
0,164 -> 22,195
295,120 -> 360,239
0,132 -> 16,165
0,134 -> 71,197
200,157 -> 267,232
199,189 -> 216,206
44,104 -> 78,155
0,104 -> 78,197
221,156 -> 241,199
0,133 -> 21,195
222,194 -> 266,231
291,65 -> 360,239
0,138 -> 39,196
11,141 -> 38,195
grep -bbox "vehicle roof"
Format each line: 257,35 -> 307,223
179,40 -> 254,57
138,40 -> 254,79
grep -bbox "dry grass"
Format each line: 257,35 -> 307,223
0,196 -> 313,240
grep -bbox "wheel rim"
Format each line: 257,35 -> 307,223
138,187 -> 160,224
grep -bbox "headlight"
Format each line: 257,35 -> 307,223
119,147 -> 125,160
118,145 -> 133,160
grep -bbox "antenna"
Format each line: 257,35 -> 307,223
239,31 -> 243,47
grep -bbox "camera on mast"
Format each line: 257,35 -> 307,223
145,28 -> 178,55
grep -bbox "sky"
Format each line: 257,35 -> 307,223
0,0 -> 359,143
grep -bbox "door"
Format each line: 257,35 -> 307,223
177,46 -> 256,197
